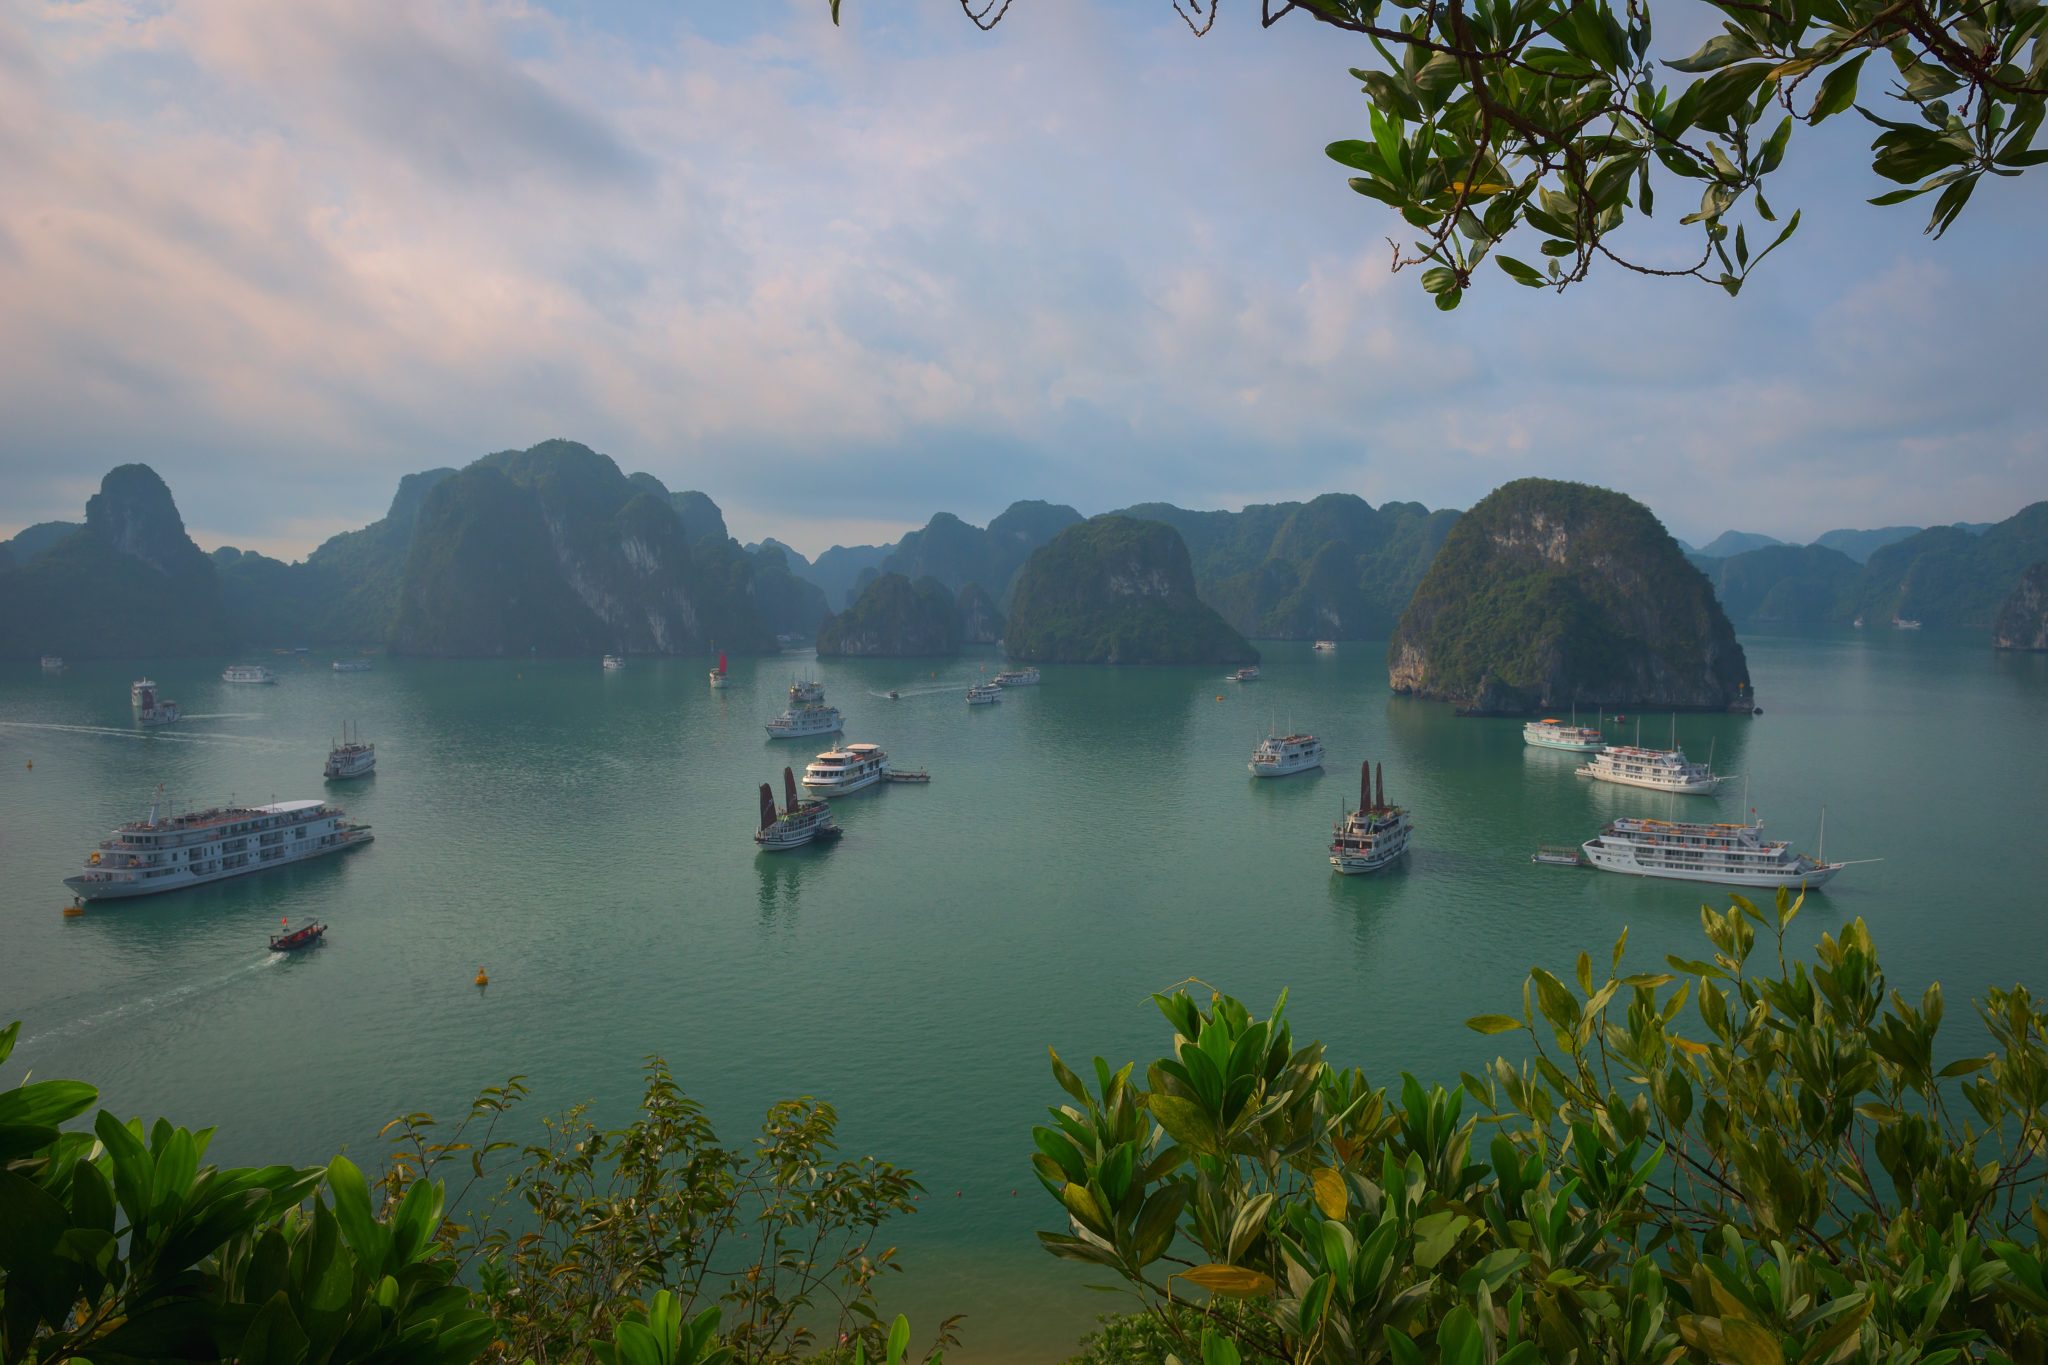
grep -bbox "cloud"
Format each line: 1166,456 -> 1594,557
0,0 -> 2043,559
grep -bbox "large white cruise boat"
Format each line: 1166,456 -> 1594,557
131,680 -> 181,728
1582,815 -> 1846,889
222,663 -> 277,684
1330,760 -> 1412,874
331,658 -> 373,673
323,722 -> 376,781
965,682 -> 1003,705
766,702 -> 843,738
1577,744 -> 1722,793
993,667 -> 1039,686
789,677 -> 825,704
64,790 -> 372,900
802,742 -> 890,793
755,768 -> 840,851
1524,717 -> 1606,752
1249,730 -> 1324,777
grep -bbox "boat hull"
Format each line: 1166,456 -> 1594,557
1526,734 -> 1605,752
64,832 -> 373,901
801,770 -> 884,795
1249,758 -> 1322,777
1330,846 -> 1407,875
1575,769 -> 1722,794
1581,843 -> 1842,889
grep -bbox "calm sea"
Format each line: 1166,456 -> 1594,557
3,634 -> 2043,1360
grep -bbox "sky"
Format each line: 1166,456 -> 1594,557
1,0 -> 2043,561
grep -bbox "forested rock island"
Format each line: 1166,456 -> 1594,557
1004,516 -> 1258,665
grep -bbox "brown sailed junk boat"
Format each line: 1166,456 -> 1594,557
754,767 -> 841,851
269,917 -> 326,951
1329,758 -> 1414,875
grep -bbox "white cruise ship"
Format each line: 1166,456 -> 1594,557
965,681 -> 1003,705
331,658 -> 373,673
41,655 -> 65,672
1230,666 -> 1261,682
602,654 -> 627,671
1577,745 -> 1722,793
993,667 -> 1039,686
1312,641 -> 1336,652
222,663 -> 278,684
802,742 -> 890,793
1524,717 -> 1606,752
64,790 -> 372,900
1582,815 -> 1845,889
131,680 -> 181,728
1330,760 -> 1412,874
766,702 -> 844,738
789,677 -> 825,704
323,722 -> 376,780
1248,731 -> 1324,778
755,768 -> 840,851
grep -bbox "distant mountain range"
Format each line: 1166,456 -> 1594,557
3,447 -> 2039,659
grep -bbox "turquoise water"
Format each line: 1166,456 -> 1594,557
3,635 -> 2044,1359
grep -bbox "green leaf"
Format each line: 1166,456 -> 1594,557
240,1291 -> 311,1365
1810,52 -> 1868,120
1421,266 -> 1460,295
0,1079 -> 97,1131
1467,1014 -> 1525,1034
1496,256 -> 1544,286
1048,1048 -> 1089,1106
325,1155 -> 388,1272
887,1314 -> 911,1365
1666,32 -> 1760,72
1146,1094 -> 1221,1156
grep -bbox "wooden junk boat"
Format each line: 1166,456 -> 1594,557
268,917 -> 327,951
755,767 -> 841,850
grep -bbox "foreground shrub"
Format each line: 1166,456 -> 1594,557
1031,890 -> 2048,1362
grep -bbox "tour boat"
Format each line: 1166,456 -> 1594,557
1312,641 -> 1336,653
1576,744 -> 1722,794
222,663 -> 277,684
603,654 -> 627,671
1249,730 -> 1324,778
1524,716 -> 1606,752
766,702 -> 844,738
131,681 -> 181,728
1532,845 -> 1585,867
1230,666 -> 1262,682
801,742 -> 890,794
323,722 -> 376,781
40,655 -> 65,672
269,918 -> 327,952
710,650 -> 730,689
1581,813 -> 1847,889
332,658 -> 372,673
755,768 -> 839,850
993,668 -> 1040,686
965,681 -> 1003,705
64,787 -> 372,901
789,676 -> 825,704
1893,617 -> 1923,630
1330,759 -> 1412,875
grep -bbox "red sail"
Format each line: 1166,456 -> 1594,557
718,651 -> 728,675
1375,763 -> 1386,812
783,767 -> 800,814
758,783 -> 777,830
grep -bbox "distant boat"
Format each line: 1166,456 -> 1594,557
802,742 -> 890,794
755,768 -> 839,851
222,663 -> 277,684
269,918 -> 327,952
331,658 -> 373,673
1249,729 -> 1324,778
710,649 -> 730,689
130,678 -> 156,708
1531,845 -> 1584,867
766,703 -> 843,738
1330,759 -> 1412,875
40,655 -> 65,673
1524,713 -> 1605,752
789,676 -> 824,704
1230,666 -> 1261,682
131,680 -> 181,728
965,681 -> 1003,705
603,654 -> 627,671
1312,641 -> 1336,653
1577,746 -> 1722,794
1893,616 -> 1923,630
993,667 -> 1039,686
323,721 -> 376,781
1582,810 -> 1849,889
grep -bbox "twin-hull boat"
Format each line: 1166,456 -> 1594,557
1330,760 -> 1412,874
64,789 -> 372,900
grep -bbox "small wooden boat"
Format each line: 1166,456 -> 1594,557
884,769 -> 930,783
1532,845 -> 1585,867
268,920 -> 327,951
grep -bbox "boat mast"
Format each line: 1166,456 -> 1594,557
1819,805 -> 1826,863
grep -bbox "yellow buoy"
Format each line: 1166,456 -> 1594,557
25,760 -> 31,769
1215,694 -> 1224,701
475,968 -> 489,987
62,902 -> 85,917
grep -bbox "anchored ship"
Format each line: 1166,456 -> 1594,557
1249,729 -> 1324,778
1230,666 -> 1261,682
993,667 -> 1040,686
755,767 -> 840,850
965,681 -> 1003,705
323,721 -> 376,781
1330,759 -> 1413,875
222,663 -> 278,684
131,680 -> 181,728
766,702 -> 844,738
1576,745 -> 1723,793
64,787 -> 372,900
602,654 -> 627,671
1582,812 -> 1848,889
1524,714 -> 1605,752
331,658 -> 373,672
789,676 -> 824,704
710,650 -> 730,689
801,743 -> 890,794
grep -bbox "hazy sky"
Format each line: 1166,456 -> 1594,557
3,0 -> 2043,560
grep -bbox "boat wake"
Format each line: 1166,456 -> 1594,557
0,721 -> 272,746
21,953 -> 284,1049
868,684 -> 967,699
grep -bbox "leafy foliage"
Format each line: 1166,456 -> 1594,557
1030,895 -> 2048,1362
1991,559 -> 2048,648
1856,501 -> 2048,627
1390,477 -> 1750,709
817,573 -> 963,656
376,1058 -> 944,1365
0,1020 -> 492,1365
1006,516 -> 1260,665
846,0 -> 2048,302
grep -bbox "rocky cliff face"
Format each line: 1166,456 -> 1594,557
1005,516 -> 1257,664
1992,562 -> 2048,650
1388,479 -> 1752,712
956,582 -> 1005,644
390,440 -> 777,657
816,573 -> 959,656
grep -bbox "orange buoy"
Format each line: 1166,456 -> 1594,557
62,901 -> 85,917
475,968 -> 489,987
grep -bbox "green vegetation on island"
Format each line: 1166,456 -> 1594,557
874,501 -> 1084,606
1856,502 -> 2048,628
1389,478 -> 1751,712
1005,516 -> 1258,665
1993,562 -> 2048,650
816,572 -> 960,656
1702,542 -> 1862,627
955,580 -> 1004,644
